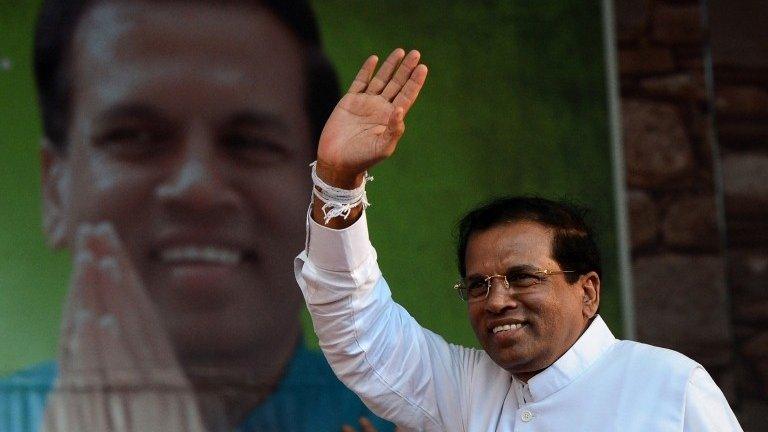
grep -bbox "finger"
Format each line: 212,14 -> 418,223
72,224 -> 151,385
61,237 -> 104,376
95,254 -> 144,387
59,231 -> 93,365
80,388 -> 111,432
92,222 -> 161,334
383,106 -> 406,147
347,55 -> 379,93
51,226 -> 105,431
93,223 -> 183,382
359,417 -> 378,432
80,224 -> 140,387
44,388 -> 109,432
381,49 -> 421,101
42,390 -> 71,432
166,391 -> 208,431
365,48 -> 405,95
341,425 -> 356,432
393,64 -> 428,116
60,224 -> 95,332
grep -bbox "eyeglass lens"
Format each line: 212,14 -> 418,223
462,268 -> 546,301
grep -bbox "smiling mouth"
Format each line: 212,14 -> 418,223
155,246 -> 257,266
492,323 -> 528,334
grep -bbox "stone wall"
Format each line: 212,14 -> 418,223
615,0 -> 768,428
615,0 -> 735,396
710,0 -> 768,426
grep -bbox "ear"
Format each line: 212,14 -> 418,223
580,271 -> 600,319
41,139 -> 70,249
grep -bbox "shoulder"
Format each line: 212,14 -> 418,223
614,339 -> 698,364
0,361 -> 57,391
421,327 -> 496,376
611,339 -> 700,376
0,361 -> 56,430
281,345 -> 342,387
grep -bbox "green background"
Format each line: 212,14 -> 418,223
0,0 -> 620,374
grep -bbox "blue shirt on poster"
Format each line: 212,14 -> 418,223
0,344 -> 393,432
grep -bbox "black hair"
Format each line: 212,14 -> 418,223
456,196 -> 602,284
33,0 -> 340,151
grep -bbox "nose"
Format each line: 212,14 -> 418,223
484,277 -> 517,314
156,134 -> 239,213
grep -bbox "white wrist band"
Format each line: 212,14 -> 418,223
310,161 -> 373,223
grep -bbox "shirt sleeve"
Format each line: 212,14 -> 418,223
682,366 -> 743,432
294,212 -> 471,431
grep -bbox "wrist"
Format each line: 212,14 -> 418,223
310,160 -> 371,227
315,161 -> 366,189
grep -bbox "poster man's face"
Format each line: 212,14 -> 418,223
43,1 -> 314,360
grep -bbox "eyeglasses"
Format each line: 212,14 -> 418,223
454,267 -> 575,303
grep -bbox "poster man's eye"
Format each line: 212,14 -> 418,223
96,127 -> 167,159
223,132 -> 290,164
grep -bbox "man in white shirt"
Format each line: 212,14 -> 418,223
294,49 -> 743,431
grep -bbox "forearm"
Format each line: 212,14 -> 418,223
301,47 -> 437,427
295,215 -> 456,431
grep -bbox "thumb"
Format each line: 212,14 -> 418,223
387,106 -> 405,136
382,107 -> 405,151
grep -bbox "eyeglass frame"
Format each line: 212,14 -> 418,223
453,267 -> 576,303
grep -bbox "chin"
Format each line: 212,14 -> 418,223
485,344 -> 533,371
169,317 -> 253,359
492,353 -> 526,371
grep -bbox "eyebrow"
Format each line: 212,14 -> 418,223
465,264 -> 541,280
224,111 -> 290,134
94,105 -> 290,134
95,103 -> 169,124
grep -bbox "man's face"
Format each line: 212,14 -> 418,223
43,1 -> 313,360
465,221 -> 592,378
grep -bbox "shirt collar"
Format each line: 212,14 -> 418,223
520,315 -> 617,402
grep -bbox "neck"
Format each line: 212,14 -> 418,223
513,316 -> 596,384
514,369 -> 542,383
180,325 -> 302,431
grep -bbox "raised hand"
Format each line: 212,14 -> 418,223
41,223 -> 206,432
316,48 -> 428,188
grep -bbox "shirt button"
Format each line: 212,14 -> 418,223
521,410 -> 534,422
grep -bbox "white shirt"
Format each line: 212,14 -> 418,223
295,213 -> 743,432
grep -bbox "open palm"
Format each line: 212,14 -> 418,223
317,49 -> 428,185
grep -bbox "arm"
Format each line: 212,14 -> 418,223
296,214 -> 470,431
296,50 -> 474,430
682,367 -> 743,432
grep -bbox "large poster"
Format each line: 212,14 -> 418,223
0,1 -> 621,430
